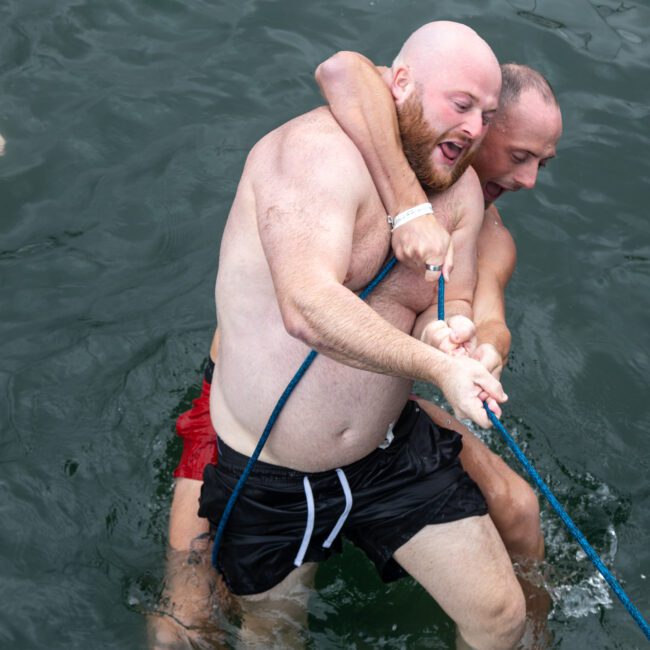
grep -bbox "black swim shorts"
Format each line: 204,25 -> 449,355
198,400 -> 487,596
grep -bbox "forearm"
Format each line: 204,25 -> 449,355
316,52 -> 425,214
285,281 -> 452,384
476,319 -> 511,364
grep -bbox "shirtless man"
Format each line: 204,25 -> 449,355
316,53 -> 562,566
163,60 -> 562,556
151,20 -> 529,650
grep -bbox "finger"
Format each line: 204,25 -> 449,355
449,328 -> 470,344
484,397 -> 501,419
391,241 -> 419,270
442,239 -> 454,281
424,260 -> 443,283
456,400 -> 491,429
477,371 -> 508,403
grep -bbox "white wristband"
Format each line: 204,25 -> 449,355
387,203 -> 434,231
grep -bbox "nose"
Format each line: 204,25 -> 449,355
515,162 -> 538,190
462,110 -> 484,140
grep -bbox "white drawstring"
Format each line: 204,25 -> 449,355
294,476 -> 315,567
323,469 -> 353,549
294,468 -> 355,565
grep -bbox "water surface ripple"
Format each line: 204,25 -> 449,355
1,0 -> 649,648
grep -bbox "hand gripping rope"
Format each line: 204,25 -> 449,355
211,258 -> 650,641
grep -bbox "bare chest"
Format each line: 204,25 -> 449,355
342,206 -> 437,317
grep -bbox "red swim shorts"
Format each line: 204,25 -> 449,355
173,366 -> 218,480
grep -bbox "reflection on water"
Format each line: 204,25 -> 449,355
1,0 -> 649,648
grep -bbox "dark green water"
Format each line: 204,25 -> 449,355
1,1 -> 648,648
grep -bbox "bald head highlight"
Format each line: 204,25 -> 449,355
393,21 -> 499,88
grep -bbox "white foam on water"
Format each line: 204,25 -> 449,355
417,396 -> 626,621
543,508 -> 619,619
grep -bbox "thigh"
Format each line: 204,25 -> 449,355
169,477 -> 209,551
393,515 -> 521,631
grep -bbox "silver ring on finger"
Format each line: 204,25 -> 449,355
425,263 -> 441,273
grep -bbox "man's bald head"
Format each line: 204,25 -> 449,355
392,21 -> 501,94
388,21 -> 501,193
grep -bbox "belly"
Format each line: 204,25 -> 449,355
212,305 -> 415,472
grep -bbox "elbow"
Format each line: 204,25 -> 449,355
279,297 -> 320,348
315,51 -> 360,95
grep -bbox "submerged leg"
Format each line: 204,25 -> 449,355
148,477 -> 229,649
235,562 -> 317,649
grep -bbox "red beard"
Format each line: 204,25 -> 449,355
397,93 -> 475,193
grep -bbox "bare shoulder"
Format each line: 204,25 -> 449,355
478,205 -> 516,278
249,107 -> 366,180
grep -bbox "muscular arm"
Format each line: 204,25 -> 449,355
315,51 -> 453,279
472,205 -> 517,372
252,124 -> 505,426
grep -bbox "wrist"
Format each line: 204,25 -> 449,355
421,343 -> 454,383
386,171 -> 428,213
388,203 -> 434,231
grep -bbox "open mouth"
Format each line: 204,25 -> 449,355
439,141 -> 464,163
484,181 -> 505,201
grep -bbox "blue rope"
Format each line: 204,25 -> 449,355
438,281 -> 649,639
211,260 -> 650,641
484,404 -> 650,640
211,256 -> 398,567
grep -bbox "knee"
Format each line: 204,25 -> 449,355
489,477 -> 542,557
489,588 -> 527,649
464,586 -> 526,650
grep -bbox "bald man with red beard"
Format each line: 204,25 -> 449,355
152,56 -> 563,650
149,21 -> 534,650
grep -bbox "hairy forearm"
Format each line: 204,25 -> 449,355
285,282 -> 452,383
316,52 -> 425,214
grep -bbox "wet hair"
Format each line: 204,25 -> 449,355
499,63 -> 559,111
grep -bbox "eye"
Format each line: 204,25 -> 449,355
482,113 -> 493,126
454,100 -> 470,112
511,152 -> 528,164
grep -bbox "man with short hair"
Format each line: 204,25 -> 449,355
317,54 -> 562,565
151,21 -> 527,650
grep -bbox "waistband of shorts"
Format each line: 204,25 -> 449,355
216,399 -> 419,480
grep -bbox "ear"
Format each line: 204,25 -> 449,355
390,65 -> 414,104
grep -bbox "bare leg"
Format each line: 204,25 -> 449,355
148,478 -> 230,649
152,476 -> 314,649
235,563 -> 317,649
395,515 -> 526,650
415,399 -> 551,647
415,399 -> 543,561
